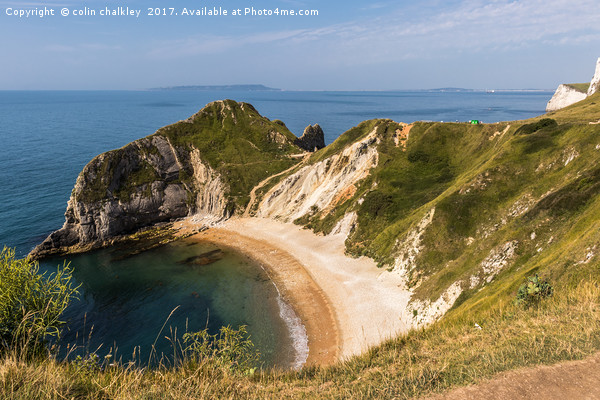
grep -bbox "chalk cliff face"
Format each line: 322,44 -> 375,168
546,57 -> 600,111
31,100 -> 304,258
257,129 -> 378,221
546,84 -> 588,112
588,57 -> 600,96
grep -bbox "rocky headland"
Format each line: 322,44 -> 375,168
546,57 -> 600,111
30,100 -> 324,259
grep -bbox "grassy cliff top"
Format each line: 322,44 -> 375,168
75,100 -> 305,209
565,82 -> 591,93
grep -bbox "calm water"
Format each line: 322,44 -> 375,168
0,89 -> 552,367
45,239 -> 298,368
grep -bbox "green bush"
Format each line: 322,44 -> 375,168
514,118 -> 558,135
0,247 -> 79,355
515,274 -> 553,308
182,325 -> 260,374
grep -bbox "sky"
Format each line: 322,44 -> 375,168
0,0 -> 599,90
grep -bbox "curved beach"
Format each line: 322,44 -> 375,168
175,217 -> 412,366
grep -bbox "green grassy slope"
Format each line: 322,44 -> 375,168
295,93 -> 600,310
565,82 -> 590,93
78,100 -> 304,211
158,100 -> 304,209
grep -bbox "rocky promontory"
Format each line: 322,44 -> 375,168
30,100 -> 305,259
546,57 -> 600,111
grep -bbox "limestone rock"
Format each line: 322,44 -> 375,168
257,129 -> 379,221
30,135 -> 229,259
546,84 -> 588,112
294,124 -> 325,152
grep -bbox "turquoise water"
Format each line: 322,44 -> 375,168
0,89 -> 552,368
41,239 -> 298,368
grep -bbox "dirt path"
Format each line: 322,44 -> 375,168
423,352 -> 600,400
242,154 -> 309,217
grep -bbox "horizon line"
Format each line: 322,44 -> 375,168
0,88 -> 555,92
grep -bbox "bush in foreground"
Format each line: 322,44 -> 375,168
0,247 -> 79,356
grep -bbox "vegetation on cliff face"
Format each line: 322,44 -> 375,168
565,83 -> 590,93
31,100 -> 307,259
278,93 -> 600,315
157,100 -> 304,208
76,100 -> 303,210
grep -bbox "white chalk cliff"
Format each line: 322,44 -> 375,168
546,57 -> 600,112
546,84 -> 588,112
256,130 -> 379,221
588,57 -> 600,96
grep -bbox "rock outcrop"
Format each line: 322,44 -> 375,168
30,100 -> 305,259
294,124 -> 325,152
256,129 -> 379,221
546,57 -> 600,111
546,84 -> 588,112
30,135 -> 230,259
588,57 -> 600,96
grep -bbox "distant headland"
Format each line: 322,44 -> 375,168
149,84 -> 281,91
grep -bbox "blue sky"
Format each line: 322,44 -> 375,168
1,0 -> 599,90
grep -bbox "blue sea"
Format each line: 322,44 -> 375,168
0,89 -> 552,367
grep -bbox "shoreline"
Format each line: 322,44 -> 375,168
175,216 -> 412,365
175,219 -> 340,366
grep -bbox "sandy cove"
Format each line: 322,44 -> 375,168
174,216 -> 412,366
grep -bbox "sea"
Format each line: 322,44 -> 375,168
0,89 -> 553,368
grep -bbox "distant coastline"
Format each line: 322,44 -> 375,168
149,84 -> 281,91
146,84 -> 552,93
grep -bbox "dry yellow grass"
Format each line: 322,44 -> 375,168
2,280 -> 600,399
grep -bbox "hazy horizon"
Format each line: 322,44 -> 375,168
1,0 -> 598,91
0,86 -> 557,92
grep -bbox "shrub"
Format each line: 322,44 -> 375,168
514,118 -> 558,135
515,274 -> 553,308
182,325 -> 260,374
0,247 -> 79,355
